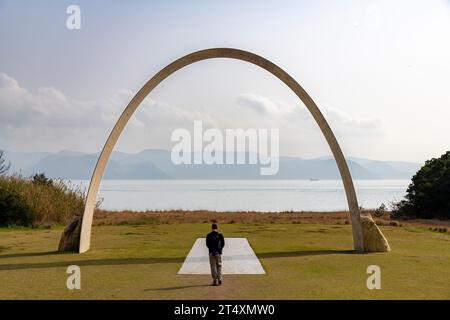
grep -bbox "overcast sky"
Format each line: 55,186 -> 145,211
1,0 -> 449,162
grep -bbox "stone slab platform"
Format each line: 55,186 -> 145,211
178,238 -> 265,275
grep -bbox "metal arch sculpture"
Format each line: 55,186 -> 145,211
79,48 -> 365,253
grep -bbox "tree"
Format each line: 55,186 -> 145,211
0,150 -> 11,176
0,183 -> 34,226
32,173 -> 53,186
393,151 -> 450,219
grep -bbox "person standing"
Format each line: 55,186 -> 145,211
206,223 -> 225,286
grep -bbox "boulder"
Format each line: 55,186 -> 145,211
58,216 -> 82,252
361,214 -> 391,252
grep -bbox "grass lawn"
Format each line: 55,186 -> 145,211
0,222 -> 449,299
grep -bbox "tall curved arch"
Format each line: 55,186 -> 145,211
79,48 -> 365,253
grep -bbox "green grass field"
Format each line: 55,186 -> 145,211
1,222 -> 449,299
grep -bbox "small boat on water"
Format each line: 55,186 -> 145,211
309,178 -> 320,181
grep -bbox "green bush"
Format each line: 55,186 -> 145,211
0,174 -> 85,227
32,173 -> 53,186
0,185 -> 34,226
373,203 -> 388,218
393,151 -> 450,219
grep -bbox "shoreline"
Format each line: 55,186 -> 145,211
93,209 -> 450,231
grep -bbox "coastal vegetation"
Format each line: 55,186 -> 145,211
0,150 -> 85,227
392,151 -> 450,220
0,174 -> 84,227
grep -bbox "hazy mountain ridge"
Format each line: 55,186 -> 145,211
4,149 -> 422,180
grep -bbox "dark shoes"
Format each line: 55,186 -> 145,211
212,279 -> 222,286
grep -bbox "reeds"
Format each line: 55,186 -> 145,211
0,174 -> 85,227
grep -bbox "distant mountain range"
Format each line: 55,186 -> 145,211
4,149 -> 422,180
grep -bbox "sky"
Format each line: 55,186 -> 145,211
0,0 -> 449,163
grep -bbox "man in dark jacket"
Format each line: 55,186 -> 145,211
206,223 -> 225,286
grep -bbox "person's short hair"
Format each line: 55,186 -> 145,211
211,223 -> 218,230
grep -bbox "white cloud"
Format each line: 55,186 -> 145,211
0,72 -> 98,127
0,73 -> 215,152
0,73 -> 19,88
136,98 -> 217,128
0,74 -> 384,158
236,92 -> 383,137
320,104 -> 384,137
237,93 -> 296,115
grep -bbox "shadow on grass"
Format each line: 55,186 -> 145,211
0,255 -> 185,271
144,284 -> 211,291
258,249 -> 354,259
0,249 -> 354,271
0,250 -> 60,259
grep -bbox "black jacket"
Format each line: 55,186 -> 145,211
206,231 -> 225,255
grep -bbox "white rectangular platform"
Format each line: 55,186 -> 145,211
178,238 -> 265,275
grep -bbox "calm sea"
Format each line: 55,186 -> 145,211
70,179 -> 410,212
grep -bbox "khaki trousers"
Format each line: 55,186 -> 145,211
209,255 -> 222,281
